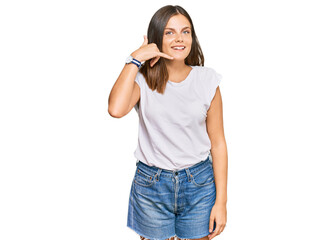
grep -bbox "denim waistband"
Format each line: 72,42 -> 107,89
136,154 -> 212,181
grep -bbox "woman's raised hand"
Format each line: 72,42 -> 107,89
131,35 -> 174,67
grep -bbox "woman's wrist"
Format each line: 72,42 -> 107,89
131,51 -> 143,62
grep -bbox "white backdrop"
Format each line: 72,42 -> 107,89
1,0 -> 335,239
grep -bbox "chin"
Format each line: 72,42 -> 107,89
173,57 -> 188,61
170,52 -> 190,59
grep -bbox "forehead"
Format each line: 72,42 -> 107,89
165,14 -> 191,29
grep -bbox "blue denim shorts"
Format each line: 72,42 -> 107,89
127,154 -> 217,240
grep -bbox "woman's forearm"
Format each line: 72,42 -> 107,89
211,142 -> 228,205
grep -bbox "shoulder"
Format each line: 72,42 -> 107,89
194,66 -> 222,110
192,66 -> 222,82
192,65 -> 220,76
135,71 -> 145,87
136,71 -> 145,80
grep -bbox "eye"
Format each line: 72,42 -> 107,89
165,31 -> 173,35
183,30 -> 190,34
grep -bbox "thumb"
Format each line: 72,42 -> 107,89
209,217 -> 215,233
141,35 -> 148,46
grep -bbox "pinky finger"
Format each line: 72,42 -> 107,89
150,56 -> 159,67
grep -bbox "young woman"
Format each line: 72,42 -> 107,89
108,5 -> 228,240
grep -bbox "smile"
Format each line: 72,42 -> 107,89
171,46 -> 186,51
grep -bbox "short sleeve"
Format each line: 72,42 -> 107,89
134,72 -> 142,112
205,68 -> 222,111
134,71 -> 141,88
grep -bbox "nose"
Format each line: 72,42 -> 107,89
175,32 -> 183,42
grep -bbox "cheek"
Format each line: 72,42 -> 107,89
187,36 -> 193,44
163,39 -> 173,48
161,41 -> 167,50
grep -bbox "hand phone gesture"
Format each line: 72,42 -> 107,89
132,35 -> 174,67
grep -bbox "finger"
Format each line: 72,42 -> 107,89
210,231 -> 219,240
141,35 -> 148,47
158,52 -> 174,60
209,232 -> 216,240
208,228 -> 220,240
209,218 -> 214,233
150,56 -> 159,67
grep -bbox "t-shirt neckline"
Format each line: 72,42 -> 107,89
168,65 -> 195,87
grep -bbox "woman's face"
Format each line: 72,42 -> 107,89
162,14 -> 192,62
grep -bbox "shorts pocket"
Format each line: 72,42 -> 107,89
191,165 -> 214,187
134,167 -> 155,187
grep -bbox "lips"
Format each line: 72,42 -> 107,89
171,46 -> 186,50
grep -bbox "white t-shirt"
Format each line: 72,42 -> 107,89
133,65 -> 222,171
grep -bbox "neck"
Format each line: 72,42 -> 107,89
165,59 -> 189,74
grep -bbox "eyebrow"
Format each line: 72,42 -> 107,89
164,26 -> 191,31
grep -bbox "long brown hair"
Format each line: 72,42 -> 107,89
139,5 -> 204,94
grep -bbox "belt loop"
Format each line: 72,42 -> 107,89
155,169 -> 162,182
185,168 -> 191,182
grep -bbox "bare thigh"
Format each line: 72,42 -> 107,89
140,236 -> 209,240
139,236 -> 176,240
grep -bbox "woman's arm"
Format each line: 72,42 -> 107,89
206,87 -> 228,205
108,35 -> 174,118
206,86 -> 228,239
108,62 -> 140,118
